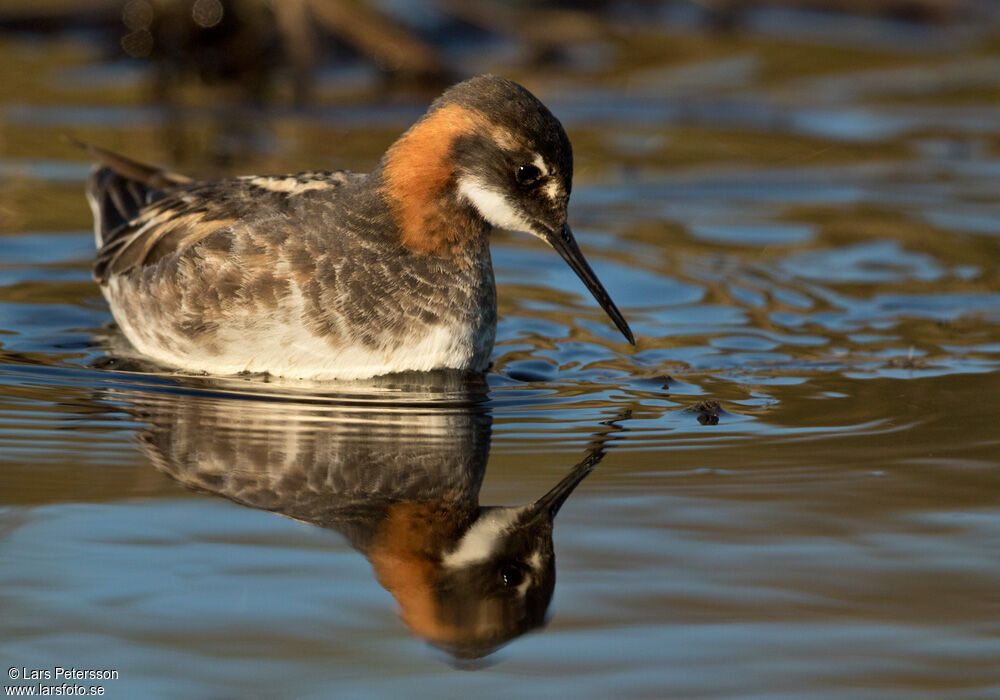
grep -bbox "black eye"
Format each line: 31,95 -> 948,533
499,564 -> 524,588
515,164 -> 542,186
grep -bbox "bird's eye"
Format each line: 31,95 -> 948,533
515,164 -> 542,186
499,564 -> 524,588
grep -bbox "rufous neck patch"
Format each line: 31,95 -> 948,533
381,103 -> 485,254
368,502 -> 465,643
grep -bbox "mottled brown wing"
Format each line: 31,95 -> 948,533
92,188 -> 239,284
76,139 -> 219,284
80,139 -> 360,285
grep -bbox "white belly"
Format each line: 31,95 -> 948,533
105,281 -> 494,380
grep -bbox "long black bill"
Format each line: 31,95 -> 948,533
544,223 -> 635,345
528,445 -> 606,521
525,406 -> 630,522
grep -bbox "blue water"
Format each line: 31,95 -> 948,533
3,6 -> 1000,698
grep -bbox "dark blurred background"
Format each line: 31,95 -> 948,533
3,0 -> 1000,267
3,0 -> 1000,172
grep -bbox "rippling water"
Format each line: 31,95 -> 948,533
3,8 -> 1000,698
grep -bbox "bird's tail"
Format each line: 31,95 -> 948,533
68,137 -> 192,248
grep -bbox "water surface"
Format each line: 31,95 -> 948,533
2,7 -> 1000,699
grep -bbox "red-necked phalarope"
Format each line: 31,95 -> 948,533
81,75 -> 634,380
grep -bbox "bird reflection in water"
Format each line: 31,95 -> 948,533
114,371 -> 621,661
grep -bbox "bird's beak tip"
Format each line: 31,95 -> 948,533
544,222 -> 635,346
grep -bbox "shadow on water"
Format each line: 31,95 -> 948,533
99,371 -> 625,663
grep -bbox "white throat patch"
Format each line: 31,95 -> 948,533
458,177 -> 533,233
442,506 -> 525,568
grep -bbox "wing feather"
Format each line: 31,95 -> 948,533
75,138 -> 356,284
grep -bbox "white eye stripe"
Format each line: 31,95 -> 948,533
529,154 -> 564,201
528,549 -> 544,572
532,154 -> 549,176
543,180 -> 562,201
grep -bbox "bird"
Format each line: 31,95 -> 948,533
118,374 -> 612,659
80,74 -> 634,381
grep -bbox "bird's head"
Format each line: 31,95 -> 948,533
380,74 -> 633,344
368,453 -> 597,662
